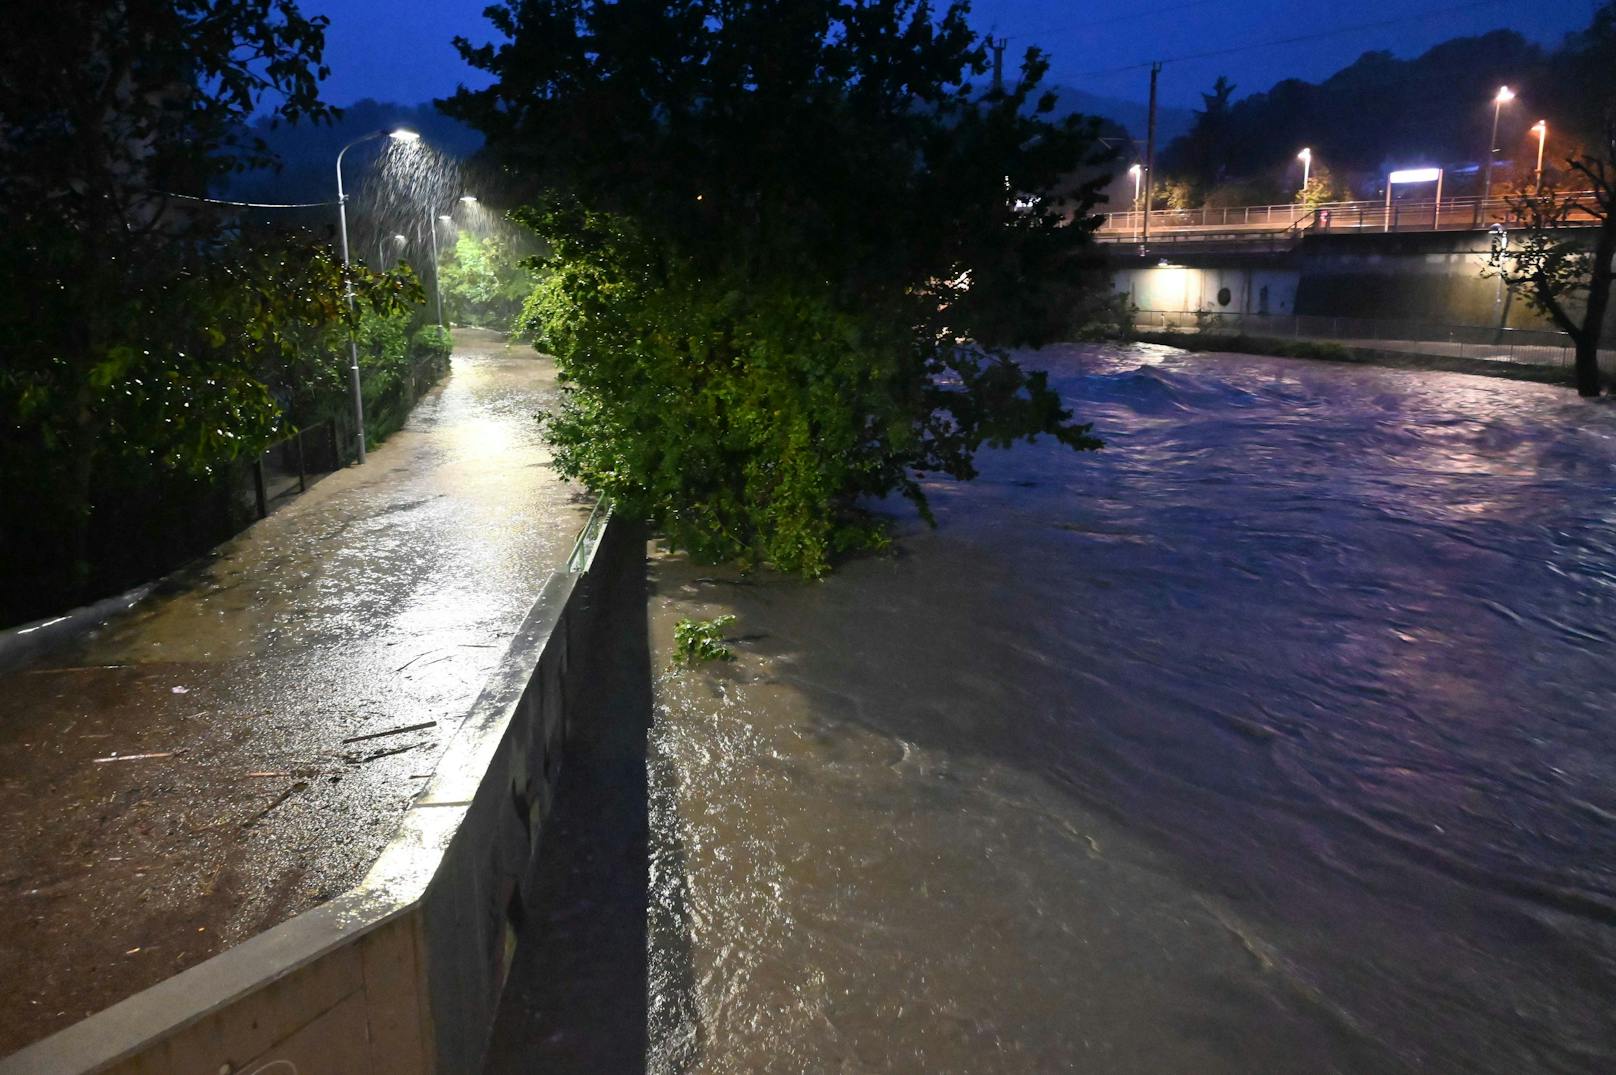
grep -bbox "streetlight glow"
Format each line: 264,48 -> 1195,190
459,195 -> 478,204
1532,120 -> 1548,190
334,127 -> 422,464
1128,163 -> 1143,242
1483,87 -> 1515,203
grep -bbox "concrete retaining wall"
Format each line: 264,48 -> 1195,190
0,503 -> 620,1075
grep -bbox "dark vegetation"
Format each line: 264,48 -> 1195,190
1486,4 -> 1616,396
446,0 -> 1111,576
1155,25 -> 1596,206
0,2 -> 444,627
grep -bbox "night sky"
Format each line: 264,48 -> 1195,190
309,0 -> 1594,110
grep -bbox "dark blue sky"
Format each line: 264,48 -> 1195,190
309,0 -> 1594,109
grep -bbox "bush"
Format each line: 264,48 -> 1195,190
411,324 -> 453,362
672,615 -> 736,664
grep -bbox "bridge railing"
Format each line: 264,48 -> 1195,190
1097,192 -> 1599,240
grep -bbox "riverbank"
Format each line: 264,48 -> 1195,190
0,330 -> 592,1055
1132,329 -> 1578,386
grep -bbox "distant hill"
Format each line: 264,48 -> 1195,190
1043,86 -> 1195,154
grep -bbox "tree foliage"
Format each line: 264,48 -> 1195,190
440,232 -> 538,330
448,0 -> 1108,575
1485,3 -> 1616,397
0,1 -> 395,617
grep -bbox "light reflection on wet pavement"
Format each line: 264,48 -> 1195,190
0,329 -> 591,1052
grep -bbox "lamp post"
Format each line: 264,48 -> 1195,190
1483,86 -> 1514,204
376,233 -> 405,270
336,127 -> 419,464
1531,120 -> 1547,191
1297,147 -> 1313,220
427,211 -> 451,330
1128,164 -> 1142,241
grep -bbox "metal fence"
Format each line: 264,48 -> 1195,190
238,420 -> 345,521
1134,310 -> 1604,371
1096,192 -> 1601,242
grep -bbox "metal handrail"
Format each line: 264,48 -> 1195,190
564,495 -> 612,574
1096,190 -> 1600,235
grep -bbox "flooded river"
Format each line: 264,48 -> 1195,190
640,344 -> 1616,1073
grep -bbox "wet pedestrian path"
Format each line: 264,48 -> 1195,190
0,330 -> 592,1054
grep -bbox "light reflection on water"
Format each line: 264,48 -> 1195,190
645,344 -> 1616,1074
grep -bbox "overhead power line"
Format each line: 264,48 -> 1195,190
154,191 -> 339,209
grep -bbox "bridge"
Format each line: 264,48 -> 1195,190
1093,194 -> 1601,250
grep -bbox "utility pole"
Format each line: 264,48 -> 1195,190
990,37 -> 1007,93
1142,61 -> 1161,253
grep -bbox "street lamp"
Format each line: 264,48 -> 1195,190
1298,147 -> 1312,190
427,212 -> 454,330
1531,120 -> 1547,191
336,127 -> 419,464
376,233 -> 406,270
1128,163 -> 1142,241
1483,86 -> 1514,204
1385,167 -> 1444,232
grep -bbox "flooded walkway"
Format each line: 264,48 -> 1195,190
0,329 -> 591,1053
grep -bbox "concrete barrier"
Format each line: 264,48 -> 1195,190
1,502 -> 620,1075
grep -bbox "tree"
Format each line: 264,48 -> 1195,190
1484,3 -> 1616,397
447,0 -> 1107,576
1294,166 -> 1342,209
1163,75 -> 1237,196
440,231 -> 539,330
0,1 -> 347,613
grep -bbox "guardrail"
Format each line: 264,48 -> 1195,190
1097,192 -> 1600,241
1,501 -> 623,1075
1135,309 -> 1585,368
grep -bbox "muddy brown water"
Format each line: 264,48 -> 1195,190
0,330 -> 591,1054
620,344 -> 1616,1073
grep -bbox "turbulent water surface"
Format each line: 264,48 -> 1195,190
642,344 -> 1616,1074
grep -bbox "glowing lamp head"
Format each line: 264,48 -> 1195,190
1298,147 -> 1311,162
389,128 -> 421,143
1128,163 -> 1142,177
1495,86 -> 1514,104
1388,167 -> 1441,185
1532,120 -> 1547,135
460,195 -> 478,204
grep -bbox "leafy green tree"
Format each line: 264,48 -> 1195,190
439,231 -> 539,329
1151,176 -> 1196,211
1294,167 -> 1342,209
448,0 -> 1107,575
0,1 -> 353,614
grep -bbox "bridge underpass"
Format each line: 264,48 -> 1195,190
1103,211 -> 1610,373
